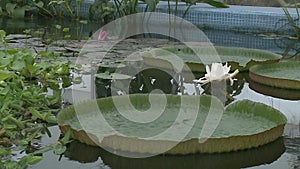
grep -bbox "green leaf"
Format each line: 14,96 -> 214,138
64,35 -> 71,39
11,59 -> 26,71
55,25 -> 62,30
44,111 -> 57,124
46,91 -> 61,105
12,7 -> 26,18
53,143 -> 66,155
60,129 -> 72,144
0,148 -> 10,155
202,0 -> 229,8
0,30 -> 6,39
0,70 -> 13,81
29,107 -> 44,120
7,116 -> 25,129
19,155 -> 43,165
43,124 -> 53,137
0,86 -> 10,95
61,76 -> 72,88
6,3 -> 17,16
79,20 -> 88,24
0,57 -> 11,68
27,156 -> 43,165
20,139 -> 29,145
62,28 -> 70,32
23,29 -> 31,34
35,1 -> 44,8
31,146 -> 52,155
4,124 -> 17,130
26,64 -> 38,75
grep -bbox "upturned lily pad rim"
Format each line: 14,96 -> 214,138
57,94 -> 287,135
249,80 -> 300,100
249,61 -> 300,90
142,46 -> 282,72
57,94 -> 286,154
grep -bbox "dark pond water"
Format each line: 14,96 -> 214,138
1,16 -> 299,169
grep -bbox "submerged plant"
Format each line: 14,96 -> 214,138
193,62 -> 239,85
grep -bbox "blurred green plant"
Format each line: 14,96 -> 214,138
283,3 -> 300,39
89,0 -> 227,24
181,0 -> 228,18
274,1 -> 300,59
0,0 -> 83,19
89,0 -> 116,23
0,1 -> 35,18
0,0 -> 228,22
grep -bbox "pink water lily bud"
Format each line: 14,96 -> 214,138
98,30 -> 109,41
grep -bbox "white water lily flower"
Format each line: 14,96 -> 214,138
193,63 -> 239,85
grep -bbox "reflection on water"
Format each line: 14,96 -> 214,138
64,138 -> 285,169
0,17 -> 101,40
30,124 -> 299,169
249,80 -> 300,101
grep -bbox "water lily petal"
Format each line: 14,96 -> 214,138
205,65 -> 211,77
193,62 -> 239,86
98,30 -> 109,41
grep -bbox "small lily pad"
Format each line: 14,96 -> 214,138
95,73 -> 131,80
6,34 -> 31,40
98,63 -> 126,69
142,46 -> 282,72
249,62 -> 300,90
57,94 -> 286,154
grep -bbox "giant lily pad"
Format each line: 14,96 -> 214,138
142,46 -> 282,72
249,62 -> 300,90
57,94 -> 286,154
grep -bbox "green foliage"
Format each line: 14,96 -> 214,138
0,30 -> 79,168
181,0 -> 228,18
89,0 -> 116,23
1,1 -> 35,18
47,0 -> 77,19
0,0 -> 82,19
90,0 -> 160,23
0,0 -> 228,22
